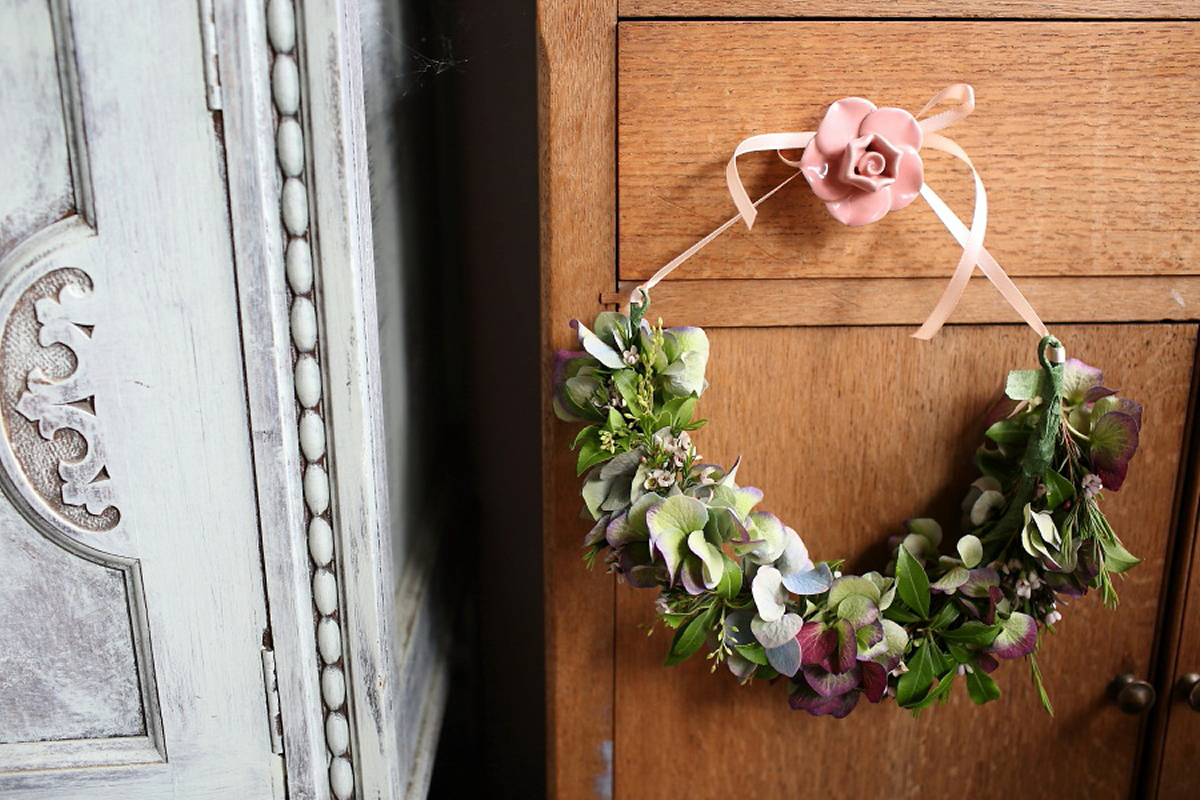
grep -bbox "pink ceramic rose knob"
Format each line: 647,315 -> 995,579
799,97 -> 924,227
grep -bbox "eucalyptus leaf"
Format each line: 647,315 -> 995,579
956,535 -> 983,569
765,639 -> 802,678
781,563 -> 834,596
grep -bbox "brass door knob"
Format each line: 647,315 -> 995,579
1113,674 -> 1156,715
1178,673 -> 1200,711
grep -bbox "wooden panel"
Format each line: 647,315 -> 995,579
1152,363 -> 1200,797
618,22 -> 1200,283
601,275 -> 1200,327
620,1 -> 1200,17
539,2 -> 619,798
613,323 -> 1194,800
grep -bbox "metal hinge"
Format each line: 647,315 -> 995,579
198,0 -> 222,110
261,648 -> 284,754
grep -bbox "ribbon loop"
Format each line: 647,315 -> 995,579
631,83 -> 1049,343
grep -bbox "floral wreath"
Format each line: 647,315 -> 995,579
552,85 -> 1143,717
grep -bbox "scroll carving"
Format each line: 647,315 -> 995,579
16,281 -> 114,517
1,268 -> 118,531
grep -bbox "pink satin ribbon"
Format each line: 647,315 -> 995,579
631,84 -> 1049,341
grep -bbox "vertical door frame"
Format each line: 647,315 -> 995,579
538,1 -> 619,798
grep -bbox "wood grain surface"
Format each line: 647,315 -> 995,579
539,2 -> 620,798
1148,350 -> 1200,797
620,1 -> 1200,18
613,323 -> 1195,799
618,22 -> 1200,283
601,275 -> 1200,328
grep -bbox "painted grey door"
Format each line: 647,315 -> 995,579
0,0 -> 283,795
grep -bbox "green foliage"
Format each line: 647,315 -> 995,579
556,308 -> 1143,720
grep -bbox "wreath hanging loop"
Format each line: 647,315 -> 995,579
553,86 -> 1144,717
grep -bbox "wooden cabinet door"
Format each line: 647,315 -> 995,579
0,1 -> 284,795
541,6 -> 1200,798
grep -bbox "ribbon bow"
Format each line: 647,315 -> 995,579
632,84 -> 1049,341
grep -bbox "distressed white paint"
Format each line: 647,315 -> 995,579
281,178 -> 309,237
303,464 -> 330,515
299,409 -> 326,460
330,757 -> 355,800
309,515 -> 334,566
322,665 -> 346,708
265,0 -> 295,53
291,296 -> 317,351
312,569 -> 337,615
0,0 -> 284,795
295,354 -> 321,407
325,713 -> 350,756
271,54 -> 299,114
317,618 -> 342,664
277,118 -> 305,177
286,238 -> 314,295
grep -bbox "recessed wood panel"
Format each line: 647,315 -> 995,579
619,22 -> 1200,285
613,323 -> 1194,799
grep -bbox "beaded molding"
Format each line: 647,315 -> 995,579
553,87 -> 1144,717
266,1 -> 354,795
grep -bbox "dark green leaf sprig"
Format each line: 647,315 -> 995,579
553,301 -> 1142,718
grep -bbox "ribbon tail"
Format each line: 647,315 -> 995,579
915,133 -> 1048,340
631,171 -> 802,307
725,132 -> 814,228
912,167 -> 986,339
917,181 -> 1047,339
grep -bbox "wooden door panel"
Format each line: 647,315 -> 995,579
618,21 -> 1200,283
613,323 -> 1194,799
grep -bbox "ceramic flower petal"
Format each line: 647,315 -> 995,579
859,106 -> 923,151
825,184 -> 892,227
813,96 -> 877,156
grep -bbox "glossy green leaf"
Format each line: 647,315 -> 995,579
1043,468 -> 1074,510
716,555 -> 743,601
928,602 -> 959,631
895,544 -> 931,618
664,605 -> 716,666
941,622 -> 1001,646
966,668 -> 1002,705
896,640 -> 936,707
734,643 -> 769,666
